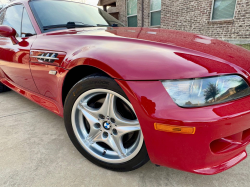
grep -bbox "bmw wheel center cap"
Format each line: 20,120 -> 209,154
103,122 -> 111,130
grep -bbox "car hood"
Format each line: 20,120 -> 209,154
38,27 -> 250,81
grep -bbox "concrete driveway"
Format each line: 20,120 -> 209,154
0,91 -> 250,187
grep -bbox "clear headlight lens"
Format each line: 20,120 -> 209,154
162,75 -> 250,107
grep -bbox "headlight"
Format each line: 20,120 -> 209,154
162,75 -> 250,107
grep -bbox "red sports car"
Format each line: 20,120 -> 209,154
1,0 -> 250,175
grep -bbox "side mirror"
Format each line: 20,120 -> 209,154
0,25 -> 19,44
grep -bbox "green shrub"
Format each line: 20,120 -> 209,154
237,44 -> 250,50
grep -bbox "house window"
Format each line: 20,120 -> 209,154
211,0 -> 237,20
127,0 -> 137,27
150,0 -> 161,26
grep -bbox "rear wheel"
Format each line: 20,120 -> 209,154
0,82 -> 11,93
64,74 -> 149,171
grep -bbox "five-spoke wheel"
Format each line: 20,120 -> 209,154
72,89 -> 144,163
64,74 -> 149,171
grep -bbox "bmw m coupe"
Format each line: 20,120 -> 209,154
1,0 -> 250,174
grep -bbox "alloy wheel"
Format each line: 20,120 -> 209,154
71,89 -> 144,163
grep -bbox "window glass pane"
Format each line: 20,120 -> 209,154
29,0 -> 124,30
127,0 -> 137,16
151,11 -> 161,26
2,5 -> 23,37
212,0 -> 236,20
150,0 -> 161,11
128,15 -> 137,27
21,8 -> 36,37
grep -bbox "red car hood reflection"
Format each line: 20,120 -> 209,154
43,27 -> 250,81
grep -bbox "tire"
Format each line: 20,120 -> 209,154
0,82 -> 11,93
64,74 -> 149,171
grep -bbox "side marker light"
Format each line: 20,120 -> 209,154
154,123 -> 196,134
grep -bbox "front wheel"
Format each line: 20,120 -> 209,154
64,74 -> 149,171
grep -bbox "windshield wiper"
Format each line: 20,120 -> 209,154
43,22 -> 96,30
97,24 -> 119,27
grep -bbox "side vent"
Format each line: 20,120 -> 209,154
30,50 -> 67,66
36,53 -> 59,63
37,53 -> 59,63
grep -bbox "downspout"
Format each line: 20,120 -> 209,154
103,5 -> 107,12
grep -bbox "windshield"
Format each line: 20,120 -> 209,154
29,0 -> 124,32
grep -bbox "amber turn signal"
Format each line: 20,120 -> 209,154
154,123 -> 196,134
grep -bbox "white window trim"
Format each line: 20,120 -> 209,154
127,0 -> 137,27
150,0 -> 161,27
210,0 -> 237,21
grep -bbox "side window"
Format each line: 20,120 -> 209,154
21,8 -> 36,37
150,0 -> 161,26
211,0 -> 237,20
127,0 -> 137,27
2,5 -> 23,37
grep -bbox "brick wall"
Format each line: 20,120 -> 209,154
143,0 -> 150,27
115,0 -> 250,42
116,0 -> 127,25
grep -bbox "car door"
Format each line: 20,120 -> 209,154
0,4 -> 38,93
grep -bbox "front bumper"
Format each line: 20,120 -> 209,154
116,80 -> 250,175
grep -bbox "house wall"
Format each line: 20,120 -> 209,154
115,0 -> 250,42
